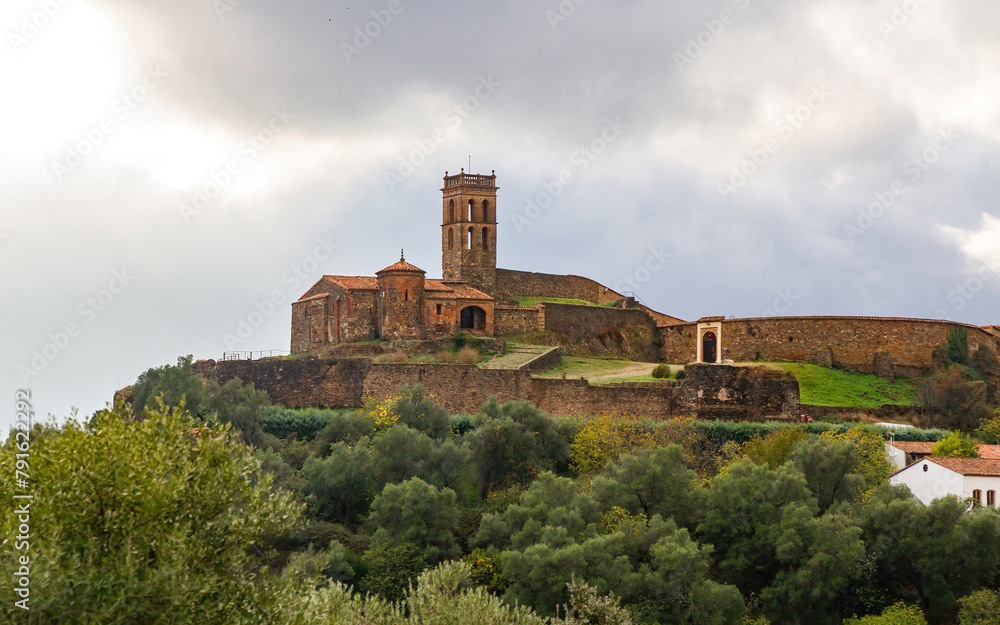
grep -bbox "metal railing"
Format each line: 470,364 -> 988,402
222,350 -> 289,361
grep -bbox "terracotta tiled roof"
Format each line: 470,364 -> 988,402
424,280 -> 493,301
925,457 -> 1000,477
447,283 -> 494,300
293,293 -> 330,304
888,442 -> 936,454
323,276 -> 377,290
424,280 -> 454,292
376,255 -> 425,275
889,442 -> 1000,458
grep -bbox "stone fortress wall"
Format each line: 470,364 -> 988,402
660,316 -> 998,377
192,358 -> 800,421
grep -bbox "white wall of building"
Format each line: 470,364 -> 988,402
885,444 -> 907,472
890,461 -> 964,506
964,475 -> 1000,506
891,461 -> 1000,507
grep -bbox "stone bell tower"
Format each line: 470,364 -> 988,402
441,169 -> 498,294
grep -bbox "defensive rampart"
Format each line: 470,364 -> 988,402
658,316 -> 999,378
191,357 -> 799,420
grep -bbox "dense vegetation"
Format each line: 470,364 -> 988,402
6,341 -> 1000,624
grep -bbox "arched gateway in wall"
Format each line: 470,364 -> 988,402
460,305 -> 487,332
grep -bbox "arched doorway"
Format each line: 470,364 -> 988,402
702,331 -> 717,363
460,306 -> 487,332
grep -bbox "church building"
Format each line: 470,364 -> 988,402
290,170 -> 499,353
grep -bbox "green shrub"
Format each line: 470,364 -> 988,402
957,589 -> 1000,624
259,407 -> 344,440
932,431 -> 979,457
675,368 -> 686,380
694,420 -> 946,445
843,601 -> 928,624
358,543 -> 428,603
651,364 -> 671,379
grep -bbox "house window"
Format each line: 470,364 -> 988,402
449,200 -> 455,222
482,227 -> 489,251
405,290 -> 408,302
989,490 -> 996,507
436,304 -> 442,315
973,489 -> 983,505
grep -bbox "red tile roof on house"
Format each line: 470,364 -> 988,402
924,457 -> 1000,477
888,442 -> 936,454
888,442 -> 1000,458
322,276 -> 378,290
977,445 -> 1000,458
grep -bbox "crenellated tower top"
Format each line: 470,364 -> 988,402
441,168 -> 498,294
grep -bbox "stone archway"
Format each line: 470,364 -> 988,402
460,306 -> 487,332
702,331 -> 717,363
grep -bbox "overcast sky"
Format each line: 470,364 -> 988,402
2,0 -> 999,433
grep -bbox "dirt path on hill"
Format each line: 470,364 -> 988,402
588,363 -> 659,380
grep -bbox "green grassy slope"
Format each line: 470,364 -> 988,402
511,296 -> 615,308
768,362 -> 920,408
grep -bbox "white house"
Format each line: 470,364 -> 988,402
885,442 -> 1000,472
890,457 -> 1000,507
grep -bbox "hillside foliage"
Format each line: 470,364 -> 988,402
7,353 -> 1000,624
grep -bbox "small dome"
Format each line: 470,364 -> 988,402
376,250 -> 425,275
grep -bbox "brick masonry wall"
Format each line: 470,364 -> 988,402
660,322 -> 698,362
542,303 -> 662,362
363,363 -> 534,413
193,357 -> 371,408
656,317 -> 999,376
342,291 -> 379,342
494,268 -> 624,304
681,364 -> 800,420
290,298 -> 325,354
529,378 -> 687,418
192,356 -> 799,421
494,305 -> 541,335
719,317 -> 999,377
